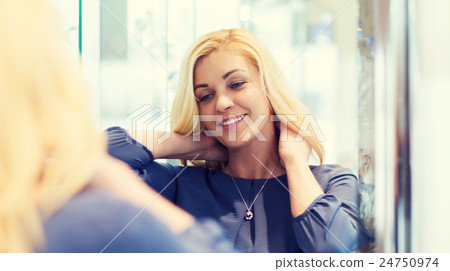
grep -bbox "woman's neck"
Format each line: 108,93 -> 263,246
223,132 -> 286,179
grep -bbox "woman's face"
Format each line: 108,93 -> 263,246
193,50 -> 273,149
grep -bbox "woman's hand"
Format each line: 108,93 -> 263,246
276,121 -> 311,168
134,129 -> 228,162
199,133 -> 229,161
275,120 -> 324,216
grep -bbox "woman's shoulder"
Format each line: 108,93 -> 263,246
41,188 -> 187,252
309,164 -> 357,187
310,164 -> 355,177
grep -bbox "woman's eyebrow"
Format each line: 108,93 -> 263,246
194,83 -> 208,91
222,69 -> 246,79
194,69 -> 247,91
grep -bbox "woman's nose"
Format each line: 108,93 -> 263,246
215,94 -> 234,113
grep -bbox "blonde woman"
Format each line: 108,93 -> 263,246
108,29 -> 372,252
0,0 -> 233,253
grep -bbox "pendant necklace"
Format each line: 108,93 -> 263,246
229,160 -> 279,221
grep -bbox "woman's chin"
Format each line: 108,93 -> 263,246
217,135 -> 256,150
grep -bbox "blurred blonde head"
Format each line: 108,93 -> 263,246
171,28 -> 324,168
0,0 -> 104,252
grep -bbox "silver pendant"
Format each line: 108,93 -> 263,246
245,211 -> 253,220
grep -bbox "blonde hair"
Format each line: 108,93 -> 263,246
171,28 -> 324,168
0,0 -> 104,252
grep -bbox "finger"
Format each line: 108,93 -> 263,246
278,121 -> 289,142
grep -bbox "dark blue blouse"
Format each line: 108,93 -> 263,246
107,126 -> 373,253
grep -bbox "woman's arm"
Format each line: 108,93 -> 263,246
106,126 -> 227,198
278,122 -> 371,252
290,166 -> 373,252
277,122 -> 324,217
88,154 -> 195,234
131,129 -> 228,161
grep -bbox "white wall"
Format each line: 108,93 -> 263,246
410,0 -> 450,252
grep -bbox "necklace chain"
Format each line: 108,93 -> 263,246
229,160 -> 279,220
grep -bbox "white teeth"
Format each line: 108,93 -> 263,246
222,114 -> 246,126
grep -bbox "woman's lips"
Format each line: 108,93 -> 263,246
220,114 -> 247,130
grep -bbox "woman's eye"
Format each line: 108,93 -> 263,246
230,82 -> 245,89
200,94 -> 213,102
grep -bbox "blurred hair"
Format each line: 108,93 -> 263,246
171,28 -> 324,169
0,0 -> 104,252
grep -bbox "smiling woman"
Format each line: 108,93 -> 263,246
172,29 -> 324,169
107,28 -> 373,252
193,51 -> 272,148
